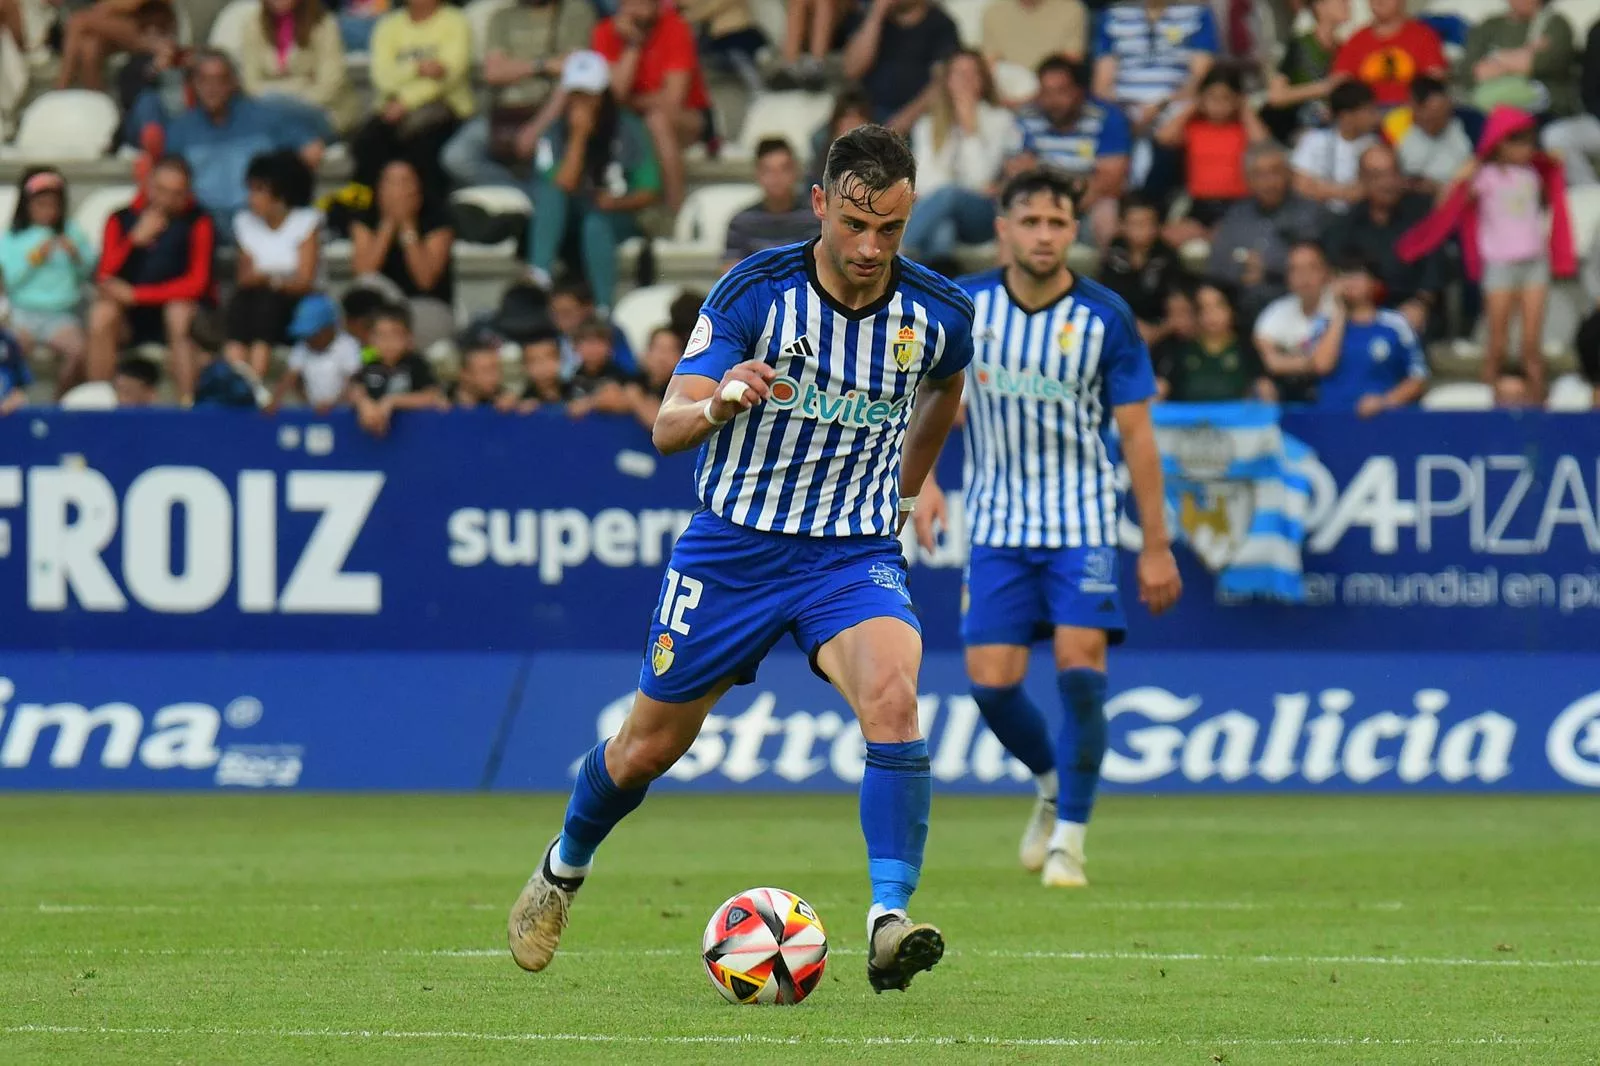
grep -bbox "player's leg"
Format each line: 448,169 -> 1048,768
1039,546 -> 1123,888
813,615 -> 946,992
962,546 -> 1059,871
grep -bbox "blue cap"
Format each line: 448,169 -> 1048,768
288,293 -> 339,340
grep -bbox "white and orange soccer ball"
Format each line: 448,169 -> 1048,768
701,887 -> 828,1005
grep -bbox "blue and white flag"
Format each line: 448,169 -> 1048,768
1151,403 -> 1312,604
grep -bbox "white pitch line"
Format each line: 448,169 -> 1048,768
0,1025 -> 1552,1050
12,946 -> 1599,969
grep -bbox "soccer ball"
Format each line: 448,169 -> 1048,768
701,887 -> 828,1004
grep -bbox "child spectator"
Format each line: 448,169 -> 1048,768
1156,281 -> 1273,402
0,324 -> 31,413
1399,105 -> 1575,401
1263,0 -> 1347,144
1291,80 -> 1379,213
1097,194 -> 1185,346
1253,241 -> 1335,403
341,286 -> 388,360
548,278 -> 636,374
629,322 -> 682,429
565,316 -> 637,417
271,293 -> 363,412
1306,254 -> 1430,415
770,0 -> 857,91
193,346 -> 261,408
529,52 -> 662,311
451,328 -> 517,409
0,168 -> 96,396
1392,76 -> 1474,197
1331,0 -> 1445,108
517,328 -> 567,411
113,352 -> 161,406
1150,284 -> 1196,380
903,50 -> 1011,269
348,303 -> 448,435
1155,63 -> 1269,244
225,150 -> 320,378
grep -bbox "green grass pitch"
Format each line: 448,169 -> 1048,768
1,793 -> 1597,1065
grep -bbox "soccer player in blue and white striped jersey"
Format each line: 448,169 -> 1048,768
510,126 -> 975,993
913,168 -> 1182,888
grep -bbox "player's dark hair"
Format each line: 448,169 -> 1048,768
998,166 -> 1080,214
115,353 -> 161,388
1036,54 -> 1088,88
1410,74 -> 1447,106
755,137 -> 796,162
823,125 -> 916,211
1329,79 -> 1375,116
372,303 -> 413,332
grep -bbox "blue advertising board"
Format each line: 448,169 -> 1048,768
1,649 -> 1598,792
0,409 -> 1596,792
1,409 -> 1598,652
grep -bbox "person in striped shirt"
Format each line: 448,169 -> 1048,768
914,167 -> 1181,888
509,125 -> 975,994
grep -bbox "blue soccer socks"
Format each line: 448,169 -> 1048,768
972,683 -> 1056,778
556,741 -> 648,872
1056,669 -> 1109,824
860,739 -> 932,912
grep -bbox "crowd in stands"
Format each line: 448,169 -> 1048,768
0,0 -> 1598,424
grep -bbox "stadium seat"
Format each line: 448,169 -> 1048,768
1420,381 -> 1494,410
59,381 -> 118,410
208,0 -> 262,60
0,188 -> 16,230
748,0 -> 787,54
450,185 -> 533,255
1548,373 -> 1595,411
992,62 -> 1039,104
663,183 -> 759,253
729,92 -> 835,162
463,0 -> 514,63
613,283 -> 685,356
72,186 -> 137,255
1557,0 -> 1600,33
1567,185 -> 1600,260
7,91 -> 119,161
945,0 -> 990,47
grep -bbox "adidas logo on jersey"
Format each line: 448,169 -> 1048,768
765,374 -> 909,428
971,362 -> 1079,402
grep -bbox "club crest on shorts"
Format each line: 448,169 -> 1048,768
868,561 -> 908,599
651,633 -> 675,676
892,326 -> 920,372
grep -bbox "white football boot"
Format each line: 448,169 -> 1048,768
866,913 -> 945,993
1019,795 -> 1056,873
507,837 -> 583,972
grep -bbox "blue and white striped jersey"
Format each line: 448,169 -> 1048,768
677,241 -> 975,537
1094,3 -> 1219,108
957,270 -> 1157,549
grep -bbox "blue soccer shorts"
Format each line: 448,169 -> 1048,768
960,544 -> 1127,647
638,510 -> 922,703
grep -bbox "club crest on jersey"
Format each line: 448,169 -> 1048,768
892,326 -> 921,371
650,633 -> 675,676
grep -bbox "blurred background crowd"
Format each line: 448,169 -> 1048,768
1,0 -> 1599,424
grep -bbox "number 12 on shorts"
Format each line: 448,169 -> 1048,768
658,568 -> 704,635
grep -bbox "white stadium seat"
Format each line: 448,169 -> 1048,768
730,92 -> 835,162
613,284 -> 685,357
59,381 -> 118,410
663,183 -> 759,254
748,0 -> 788,53
72,186 -> 137,256
1420,382 -> 1495,411
1548,373 -> 1595,411
1566,185 -> 1600,260
992,61 -> 1040,104
463,0 -> 514,63
207,0 -> 262,60
10,90 -> 119,161
945,0 -> 991,47
0,188 -> 16,229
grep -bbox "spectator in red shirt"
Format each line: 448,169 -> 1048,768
591,0 -> 712,210
1331,0 -> 1445,108
88,155 -> 215,405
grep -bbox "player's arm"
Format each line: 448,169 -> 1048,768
1113,398 -> 1181,615
898,369 -> 965,533
651,362 -> 777,454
